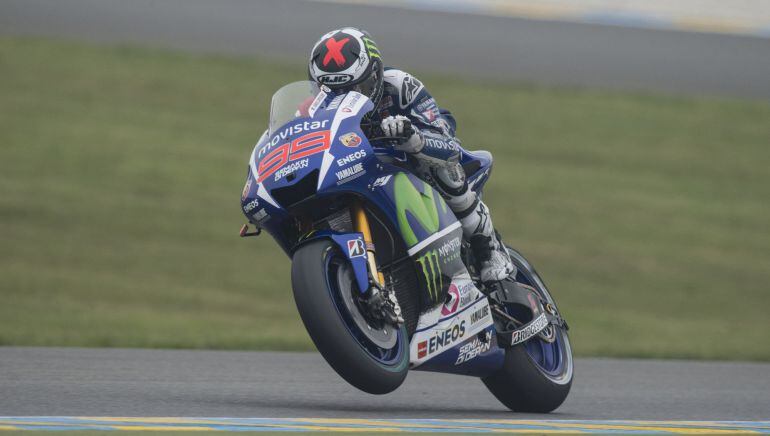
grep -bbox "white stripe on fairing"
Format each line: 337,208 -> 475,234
256,183 -> 278,208
248,146 -> 258,181
406,221 -> 462,257
317,92 -> 368,189
248,140 -> 279,208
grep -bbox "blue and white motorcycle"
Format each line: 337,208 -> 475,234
240,82 -> 573,412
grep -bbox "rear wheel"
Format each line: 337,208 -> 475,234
482,247 -> 573,412
291,239 -> 409,394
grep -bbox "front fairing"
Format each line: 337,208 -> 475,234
241,83 -> 459,265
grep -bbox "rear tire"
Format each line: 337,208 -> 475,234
482,247 -> 573,412
482,341 -> 572,412
292,239 -> 409,394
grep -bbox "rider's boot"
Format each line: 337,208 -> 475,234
457,200 -> 516,283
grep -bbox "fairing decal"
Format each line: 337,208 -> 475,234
317,92 -> 372,189
409,297 -> 496,366
407,273 -> 503,376
407,221 -> 461,257
326,231 -> 370,294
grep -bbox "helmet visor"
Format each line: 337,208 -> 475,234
351,68 -> 380,101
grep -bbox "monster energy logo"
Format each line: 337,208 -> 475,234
362,37 -> 381,60
417,249 -> 442,302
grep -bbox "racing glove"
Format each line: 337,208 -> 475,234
380,115 -> 424,154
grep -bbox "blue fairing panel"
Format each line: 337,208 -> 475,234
240,89 -> 465,265
461,149 -> 493,195
295,230 -> 370,294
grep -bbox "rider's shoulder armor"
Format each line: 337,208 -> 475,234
378,67 -> 458,138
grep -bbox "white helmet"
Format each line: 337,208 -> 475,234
308,27 -> 384,107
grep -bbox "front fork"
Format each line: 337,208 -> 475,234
350,202 -> 385,287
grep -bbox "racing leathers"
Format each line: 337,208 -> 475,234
368,68 -> 515,283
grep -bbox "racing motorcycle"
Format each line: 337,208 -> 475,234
240,82 -> 573,412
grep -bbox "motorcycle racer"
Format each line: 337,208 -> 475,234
308,27 -> 515,285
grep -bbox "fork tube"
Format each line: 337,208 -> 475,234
351,202 -> 385,287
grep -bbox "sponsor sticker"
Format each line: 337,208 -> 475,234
469,304 -> 490,327
257,129 -> 331,183
273,158 -> 309,181
340,93 -> 362,113
252,208 -> 268,223
326,95 -> 344,110
417,340 -> 427,359
441,281 -> 476,316
437,236 -> 461,264
419,320 -> 467,359
335,163 -> 365,184
347,238 -> 366,258
337,150 -> 366,166
441,284 -> 461,316
421,108 -> 439,122
372,174 -> 392,188
260,120 -> 330,157
415,97 -> 436,112
241,177 -> 253,200
455,331 -> 493,365
417,250 -> 442,303
431,118 -> 453,136
242,198 -> 259,214
510,313 -> 550,346
339,132 -> 362,148
308,91 -> 328,118
400,75 -> 424,108
362,36 -> 381,60
318,73 -> 354,85
424,136 -> 458,153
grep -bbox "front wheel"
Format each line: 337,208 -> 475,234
482,247 -> 573,412
291,239 -> 409,394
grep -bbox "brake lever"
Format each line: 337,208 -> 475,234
239,223 -> 261,237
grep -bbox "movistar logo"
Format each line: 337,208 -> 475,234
393,172 -> 445,246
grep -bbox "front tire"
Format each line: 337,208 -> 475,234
482,247 -> 573,412
291,239 -> 409,394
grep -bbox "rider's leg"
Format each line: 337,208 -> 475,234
431,163 -> 515,283
409,149 -> 515,283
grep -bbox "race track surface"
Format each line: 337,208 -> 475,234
1,347 -> 769,420
2,0 -> 770,99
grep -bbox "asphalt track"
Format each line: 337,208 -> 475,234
1,347 -> 769,421
2,0 -> 770,99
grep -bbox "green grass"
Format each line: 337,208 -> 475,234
1,37 -> 769,360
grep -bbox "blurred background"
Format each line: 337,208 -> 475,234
1,0 -> 768,360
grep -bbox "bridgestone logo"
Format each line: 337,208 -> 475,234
510,313 -> 549,346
